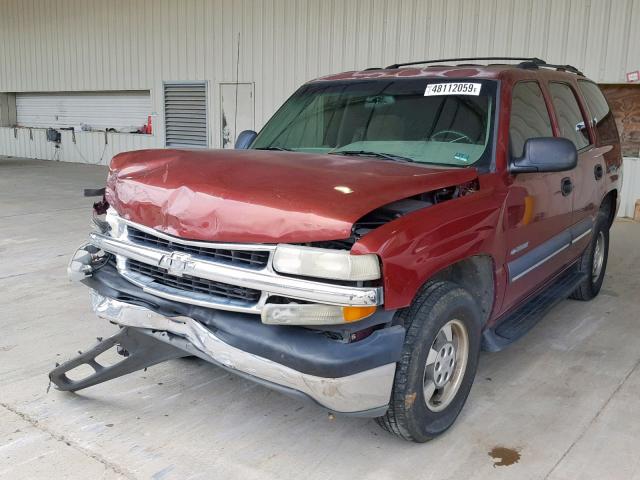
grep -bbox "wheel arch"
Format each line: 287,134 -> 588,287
601,189 -> 618,227
428,255 -> 496,325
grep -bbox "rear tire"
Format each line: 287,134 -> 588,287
570,211 -> 609,301
375,281 -> 482,442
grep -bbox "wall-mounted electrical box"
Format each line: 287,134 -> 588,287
46,128 -> 61,143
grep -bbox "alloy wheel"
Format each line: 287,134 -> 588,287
592,231 -> 605,282
422,319 -> 469,412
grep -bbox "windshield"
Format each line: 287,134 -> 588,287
252,79 -> 497,167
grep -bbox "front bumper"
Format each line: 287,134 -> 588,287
90,292 -> 396,415
63,213 -> 401,415
84,263 -> 404,378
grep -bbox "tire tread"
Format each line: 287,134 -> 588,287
375,281 -> 465,441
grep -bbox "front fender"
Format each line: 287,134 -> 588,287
352,189 -> 504,310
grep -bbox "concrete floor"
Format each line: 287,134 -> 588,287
1,157 -> 640,480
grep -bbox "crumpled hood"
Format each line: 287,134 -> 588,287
106,149 -> 478,243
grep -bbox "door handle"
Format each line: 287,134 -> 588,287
594,164 -> 604,180
561,177 -> 573,196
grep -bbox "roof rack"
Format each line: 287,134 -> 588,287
537,63 -> 584,76
384,57 -> 584,76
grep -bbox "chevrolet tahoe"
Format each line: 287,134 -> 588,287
52,57 -> 622,442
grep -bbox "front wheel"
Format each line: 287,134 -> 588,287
376,281 -> 482,442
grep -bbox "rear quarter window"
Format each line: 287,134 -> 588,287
548,82 -> 591,150
577,80 -> 619,145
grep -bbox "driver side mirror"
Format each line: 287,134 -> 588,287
235,130 -> 257,149
510,137 -> 577,174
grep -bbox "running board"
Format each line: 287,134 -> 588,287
49,327 -> 188,392
482,268 -> 587,352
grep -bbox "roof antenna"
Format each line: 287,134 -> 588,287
234,32 -> 241,145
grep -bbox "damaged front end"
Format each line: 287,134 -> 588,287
53,208 -> 404,415
52,145 -> 481,415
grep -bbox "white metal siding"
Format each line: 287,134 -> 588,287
0,0 -> 639,165
618,157 -> 640,218
16,91 -> 151,130
0,127 -> 157,164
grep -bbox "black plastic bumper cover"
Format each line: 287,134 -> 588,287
82,264 -> 405,378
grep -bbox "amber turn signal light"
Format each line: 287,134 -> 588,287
342,306 -> 377,322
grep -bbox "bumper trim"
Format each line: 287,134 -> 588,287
91,292 -> 395,414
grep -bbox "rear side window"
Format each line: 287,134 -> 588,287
577,80 -> 619,144
548,82 -> 590,150
509,82 -> 553,157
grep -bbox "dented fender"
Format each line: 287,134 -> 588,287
353,185 -> 505,310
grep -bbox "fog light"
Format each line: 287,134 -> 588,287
261,304 -> 376,325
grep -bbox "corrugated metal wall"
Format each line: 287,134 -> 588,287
619,158 -> 640,217
1,0 -> 639,165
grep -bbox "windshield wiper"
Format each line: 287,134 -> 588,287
328,150 -> 413,163
254,146 -> 292,151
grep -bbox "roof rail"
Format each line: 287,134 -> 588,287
384,57 -> 584,76
538,63 -> 584,76
385,57 -> 546,69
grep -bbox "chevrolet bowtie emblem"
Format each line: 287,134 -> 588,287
158,252 -> 195,277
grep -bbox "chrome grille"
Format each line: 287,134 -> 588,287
93,209 -> 383,314
127,226 -> 270,270
127,259 -> 261,304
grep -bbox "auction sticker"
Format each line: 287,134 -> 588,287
424,83 -> 481,96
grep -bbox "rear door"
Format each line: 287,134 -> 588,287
576,80 -> 620,213
546,81 -> 599,256
501,81 -> 576,314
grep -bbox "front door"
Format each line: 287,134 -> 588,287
546,81 -> 599,257
500,80 -> 576,315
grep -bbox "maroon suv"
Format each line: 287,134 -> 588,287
54,57 -> 622,442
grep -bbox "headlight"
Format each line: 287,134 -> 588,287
104,208 -> 126,238
261,304 -> 376,325
272,245 -> 380,281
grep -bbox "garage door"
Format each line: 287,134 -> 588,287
16,91 -> 151,132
